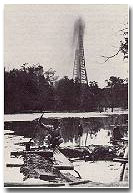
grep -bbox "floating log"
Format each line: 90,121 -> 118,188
69,179 -> 92,186
69,179 -> 106,187
53,165 -> 74,170
15,141 -> 34,145
113,158 -> 128,164
69,155 -> 90,162
6,163 -> 24,167
11,150 -> 53,158
39,175 -> 57,181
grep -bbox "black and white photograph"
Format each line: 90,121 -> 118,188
4,4 -> 128,188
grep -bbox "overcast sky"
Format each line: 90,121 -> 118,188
4,4 -> 128,87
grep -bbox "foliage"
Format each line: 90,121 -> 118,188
4,64 -> 55,113
102,76 -> 128,111
4,64 -> 128,113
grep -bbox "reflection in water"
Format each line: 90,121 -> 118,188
4,114 -> 128,147
4,114 -> 128,185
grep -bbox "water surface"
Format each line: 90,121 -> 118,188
4,112 -> 128,186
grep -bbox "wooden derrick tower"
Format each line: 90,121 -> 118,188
73,20 -> 88,85
73,19 -> 88,111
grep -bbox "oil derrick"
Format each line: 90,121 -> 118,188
73,19 -> 88,85
73,18 -> 88,111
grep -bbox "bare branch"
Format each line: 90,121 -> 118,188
101,49 -> 120,63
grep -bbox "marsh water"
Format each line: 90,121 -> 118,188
4,112 -> 128,186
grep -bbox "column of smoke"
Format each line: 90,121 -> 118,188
73,17 -> 85,48
73,17 -> 85,82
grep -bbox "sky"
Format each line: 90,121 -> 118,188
4,4 -> 128,88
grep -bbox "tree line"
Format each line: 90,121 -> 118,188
4,64 -> 128,113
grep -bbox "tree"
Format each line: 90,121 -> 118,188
103,76 -> 128,112
44,68 -> 59,85
55,76 -> 75,110
88,81 -> 102,111
4,64 -> 56,113
105,76 -> 125,88
89,81 -> 99,93
102,24 -> 128,62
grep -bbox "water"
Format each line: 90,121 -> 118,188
4,112 -> 128,186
